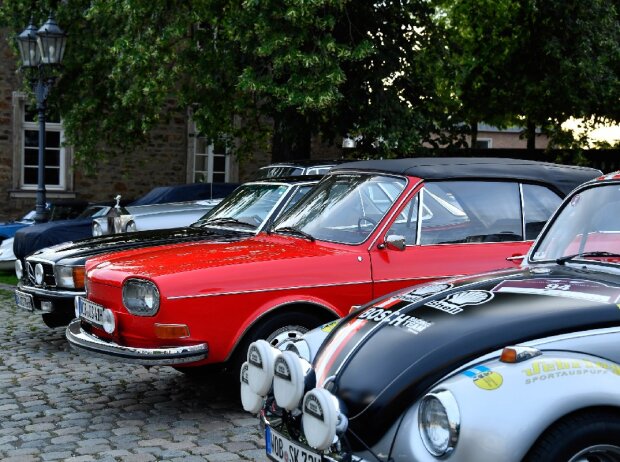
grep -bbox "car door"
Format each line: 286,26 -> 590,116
369,180 -> 538,297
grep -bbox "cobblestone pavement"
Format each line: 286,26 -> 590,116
0,289 -> 266,462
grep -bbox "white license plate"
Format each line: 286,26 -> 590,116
77,297 -> 105,327
265,425 -> 322,462
14,290 -> 34,311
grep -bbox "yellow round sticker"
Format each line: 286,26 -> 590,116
474,371 -> 503,390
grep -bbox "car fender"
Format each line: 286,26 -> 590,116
226,294 -> 340,360
394,351 -> 620,462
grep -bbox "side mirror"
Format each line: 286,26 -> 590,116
385,234 -> 406,251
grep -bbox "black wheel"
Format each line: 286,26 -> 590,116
525,410 -> 620,462
42,312 -> 74,328
227,311 -> 323,380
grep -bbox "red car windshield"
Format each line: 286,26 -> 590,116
274,173 -> 407,245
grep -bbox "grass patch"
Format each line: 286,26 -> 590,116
0,271 -> 17,286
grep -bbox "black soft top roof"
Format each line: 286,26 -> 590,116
332,157 -> 602,195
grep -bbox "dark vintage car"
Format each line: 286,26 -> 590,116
243,171 -> 620,462
65,158 -> 599,378
12,182 -> 238,263
15,177 -> 319,327
0,200 -> 89,270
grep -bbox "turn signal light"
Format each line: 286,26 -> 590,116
500,346 -> 541,363
73,267 -> 86,289
154,324 -> 190,339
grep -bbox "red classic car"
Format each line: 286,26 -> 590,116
66,158 -> 600,377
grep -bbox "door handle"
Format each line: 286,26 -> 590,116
506,255 -> 525,261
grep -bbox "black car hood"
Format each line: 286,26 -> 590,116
26,226 -> 250,265
315,266 -> 620,448
13,218 -> 94,260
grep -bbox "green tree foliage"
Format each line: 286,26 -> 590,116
1,0 -> 617,164
1,0 -> 451,164
437,0 -> 620,149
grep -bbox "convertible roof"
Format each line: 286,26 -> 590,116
332,157 -> 602,195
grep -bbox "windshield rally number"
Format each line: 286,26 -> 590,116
266,426 -> 321,462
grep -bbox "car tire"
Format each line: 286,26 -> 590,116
227,310 -> 323,382
524,410 -> 620,462
42,312 -> 74,328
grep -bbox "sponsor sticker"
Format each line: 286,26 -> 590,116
321,321 -> 339,333
247,345 -> 263,368
462,365 -> 503,390
304,394 -> 324,421
425,290 -> 494,314
357,307 -> 433,335
274,357 -> 291,381
397,283 -> 453,303
241,363 -> 249,385
523,359 -> 620,385
492,279 -> 620,304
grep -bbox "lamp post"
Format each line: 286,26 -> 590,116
16,13 -> 67,223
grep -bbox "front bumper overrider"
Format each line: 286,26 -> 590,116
66,319 -> 209,366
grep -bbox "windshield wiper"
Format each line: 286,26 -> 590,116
274,226 -> 315,242
556,251 -> 620,265
197,217 -> 257,229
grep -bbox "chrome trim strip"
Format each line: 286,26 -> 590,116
519,183 -> 526,239
65,320 -> 208,366
17,284 -> 84,298
373,275 -> 465,284
166,280 -> 370,300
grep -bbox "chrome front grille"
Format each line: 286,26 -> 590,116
25,260 -> 56,287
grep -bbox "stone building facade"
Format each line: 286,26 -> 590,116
0,27 -> 246,220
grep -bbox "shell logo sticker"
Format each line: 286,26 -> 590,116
426,290 -> 494,315
463,365 -> 503,390
397,283 -> 453,303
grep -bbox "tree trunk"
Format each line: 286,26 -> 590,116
526,120 -> 536,151
271,109 -> 312,162
470,121 -> 478,149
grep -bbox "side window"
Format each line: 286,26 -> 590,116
420,181 -> 522,245
522,184 -> 562,240
386,194 -> 419,245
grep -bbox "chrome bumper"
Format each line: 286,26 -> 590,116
66,319 -> 209,366
18,282 -> 85,298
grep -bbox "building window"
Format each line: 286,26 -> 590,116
474,138 -> 492,149
22,107 -> 66,189
12,92 -> 73,194
193,136 -> 230,183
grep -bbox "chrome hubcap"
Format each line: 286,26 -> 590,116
266,325 -> 309,348
569,445 -> 620,462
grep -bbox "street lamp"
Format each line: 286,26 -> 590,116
16,13 -> 67,223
